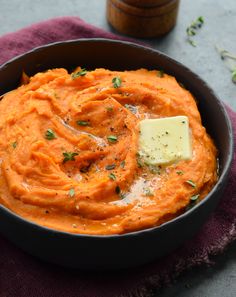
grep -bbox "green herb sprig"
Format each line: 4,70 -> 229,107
77,121 -> 89,126
63,152 -> 78,163
108,173 -> 116,180
186,180 -> 196,188
186,16 -> 204,47
106,164 -> 116,170
12,141 -> 17,149
157,70 -> 164,78
71,68 -> 87,79
112,77 -> 122,88
216,46 -> 236,84
45,129 -> 57,140
107,135 -> 118,143
69,188 -> 75,197
190,194 -> 200,201
120,160 -> 125,168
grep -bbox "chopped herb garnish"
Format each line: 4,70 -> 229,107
124,104 -> 137,114
45,129 -> 57,140
77,120 -> 89,126
63,152 -> 78,163
115,186 -> 121,194
120,193 -> 126,199
157,70 -> 164,77
176,170 -> 184,175
105,164 -> 116,170
106,106 -> 113,112
190,194 -> 200,201
80,166 -> 90,173
120,160 -> 125,168
108,173 -> 116,180
69,188 -> 75,198
179,82 -> 186,89
137,158 -> 143,168
12,141 -> 17,149
215,46 -> 236,84
188,39 -> 197,47
148,165 -> 161,174
186,180 -> 196,188
186,16 -> 204,47
143,187 -> 154,196
112,77 -> 122,88
107,135 -> 118,143
232,68 -> 236,83
186,194 -> 200,211
54,92 -> 59,99
71,68 -> 87,79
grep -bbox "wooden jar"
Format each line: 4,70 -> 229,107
106,0 -> 180,38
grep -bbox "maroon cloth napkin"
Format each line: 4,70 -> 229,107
0,16 -> 235,297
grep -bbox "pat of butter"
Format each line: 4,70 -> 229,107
139,116 -> 192,165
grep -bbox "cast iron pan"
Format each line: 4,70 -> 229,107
0,39 -> 233,270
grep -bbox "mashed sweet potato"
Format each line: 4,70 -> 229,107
0,68 -> 218,234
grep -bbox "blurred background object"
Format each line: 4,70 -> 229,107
106,0 -> 180,38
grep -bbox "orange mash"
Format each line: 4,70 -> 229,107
0,68 -> 218,235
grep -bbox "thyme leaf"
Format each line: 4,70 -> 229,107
12,141 -> 17,149
186,16 -> 204,47
77,121 -> 89,126
105,164 -> 116,170
107,135 -> 118,143
190,194 -> 200,201
108,173 -> 116,180
157,70 -> 164,77
71,68 -> 87,79
112,77 -> 122,88
120,160 -> 125,168
63,152 -> 78,163
215,46 -> 236,84
186,179 -> 196,188
69,188 -> 75,198
45,129 -> 57,140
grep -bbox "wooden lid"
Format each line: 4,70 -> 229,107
123,0 -> 171,8
109,0 -> 179,17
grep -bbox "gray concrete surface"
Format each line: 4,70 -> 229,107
0,0 -> 236,296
